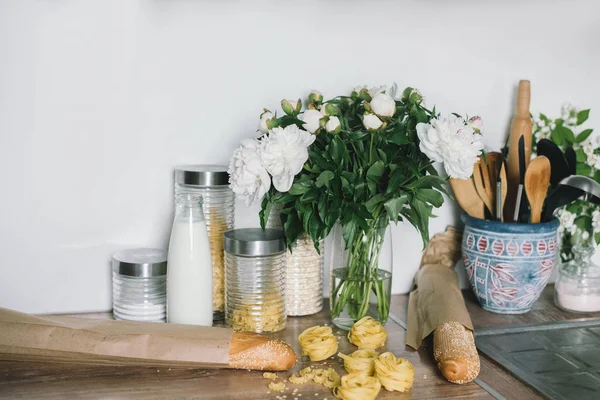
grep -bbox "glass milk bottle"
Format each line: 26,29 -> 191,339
167,194 -> 213,326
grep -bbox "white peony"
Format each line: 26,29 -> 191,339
416,115 -> 485,179
352,85 -> 367,96
228,139 -> 271,205
325,116 -> 341,133
260,125 -> 315,192
308,90 -> 323,104
370,93 -> 396,117
362,113 -> 383,130
467,116 -> 484,133
259,110 -> 275,134
368,86 -> 386,98
301,109 -> 325,134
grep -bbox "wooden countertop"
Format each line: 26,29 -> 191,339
1,285 -> 598,399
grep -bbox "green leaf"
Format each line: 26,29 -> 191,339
342,219 -> 358,250
366,161 -> 385,194
576,148 -> 587,162
302,208 -> 314,233
386,167 -> 406,195
377,148 -> 387,164
348,131 -> 369,141
577,109 -> 590,126
365,194 -> 386,214
315,170 -> 335,188
389,131 -> 410,145
415,188 -> 444,208
575,129 -> 593,143
259,196 -> 271,230
413,175 -> 447,191
577,163 -> 592,176
551,126 -> 566,146
595,232 -> 600,245
563,127 -> 575,144
384,195 -> 409,223
330,136 -> 344,166
289,180 -> 312,195
300,189 -> 318,203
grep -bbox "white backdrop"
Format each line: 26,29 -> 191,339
1,0 -> 599,313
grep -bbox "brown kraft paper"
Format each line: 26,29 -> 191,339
406,227 -> 474,350
0,307 -> 232,367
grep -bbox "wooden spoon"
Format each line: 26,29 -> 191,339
525,156 -> 551,223
472,158 -> 494,217
450,177 -> 485,220
499,162 -> 508,221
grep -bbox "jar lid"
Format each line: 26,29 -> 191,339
175,165 -> 229,186
224,228 -> 286,256
112,248 -> 167,277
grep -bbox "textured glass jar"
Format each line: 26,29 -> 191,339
175,165 -> 234,321
555,241 -> 600,313
267,204 -> 324,316
224,228 -> 286,333
112,248 -> 167,322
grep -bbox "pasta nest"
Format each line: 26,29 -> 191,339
373,352 -> 415,392
298,326 -> 338,361
347,316 -> 387,349
333,372 -> 381,400
338,349 -> 380,375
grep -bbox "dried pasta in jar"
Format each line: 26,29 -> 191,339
347,316 -> 387,349
298,326 -> 338,361
338,349 -> 380,375
333,372 -> 381,400
373,352 -> 415,392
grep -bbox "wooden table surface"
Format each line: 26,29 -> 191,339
1,285 -> 598,399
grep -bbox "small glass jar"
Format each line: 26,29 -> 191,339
175,165 -> 234,321
555,242 -> 600,313
267,204 -> 324,316
112,248 -> 167,322
224,228 -> 286,333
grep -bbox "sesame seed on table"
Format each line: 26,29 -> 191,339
1,288 -> 581,399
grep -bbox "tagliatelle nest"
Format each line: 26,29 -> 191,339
373,352 -> 415,392
298,326 -> 338,361
338,349 -> 380,375
333,372 -> 382,400
347,317 -> 387,349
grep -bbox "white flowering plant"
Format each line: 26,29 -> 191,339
532,104 -> 595,261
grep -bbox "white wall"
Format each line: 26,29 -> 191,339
1,0 -> 599,314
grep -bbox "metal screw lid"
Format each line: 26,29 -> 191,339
112,248 -> 167,277
224,228 -> 286,256
174,165 -> 230,187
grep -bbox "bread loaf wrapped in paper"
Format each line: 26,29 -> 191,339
406,227 -> 480,384
0,307 -> 296,370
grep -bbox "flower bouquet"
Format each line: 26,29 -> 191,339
229,84 -> 483,328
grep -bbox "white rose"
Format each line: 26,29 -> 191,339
416,115 -> 485,179
370,93 -> 396,117
258,110 -> 275,133
228,139 -> 271,205
260,125 -> 316,192
301,109 -> 325,134
363,113 -> 383,130
325,116 -> 341,133
467,116 -> 484,133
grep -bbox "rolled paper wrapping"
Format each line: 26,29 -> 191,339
373,352 -> 415,392
333,372 -> 382,400
298,326 -> 338,361
406,227 -> 480,384
347,316 -> 387,349
338,349 -> 380,375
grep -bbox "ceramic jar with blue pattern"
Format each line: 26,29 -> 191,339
461,214 -> 560,314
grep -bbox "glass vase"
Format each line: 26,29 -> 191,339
327,217 -> 393,330
555,231 -> 600,313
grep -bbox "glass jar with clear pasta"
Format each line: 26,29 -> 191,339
224,228 -> 286,333
175,165 -> 234,321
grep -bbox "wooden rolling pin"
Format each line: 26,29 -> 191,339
504,80 -> 533,221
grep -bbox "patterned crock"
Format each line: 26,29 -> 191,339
461,214 -> 560,314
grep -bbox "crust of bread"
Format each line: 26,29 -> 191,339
433,321 -> 480,384
228,331 -> 297,371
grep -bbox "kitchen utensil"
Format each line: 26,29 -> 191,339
473,159 -> 494,217
558,175 -> 600,203
450,178 -> 485,220
513,136 -> 527,222
565,147 -> 577,176
505,80 -> 533,220
542,185 -> 585,221
525,156 -> 551,223
536,139 -> 570,188
496,161 -> 508,221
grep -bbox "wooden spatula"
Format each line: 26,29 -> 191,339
450,177 -> 485,220
525,156 -> 551,223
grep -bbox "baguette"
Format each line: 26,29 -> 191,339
229,331 -> 297,371
433,321 -> 480,384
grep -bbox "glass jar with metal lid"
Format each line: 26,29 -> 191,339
174,165 -> 234,321
112,248 -> 167,322
224,228 -> 286,333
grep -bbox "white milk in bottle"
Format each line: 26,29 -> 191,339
167,194 -> 213,325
